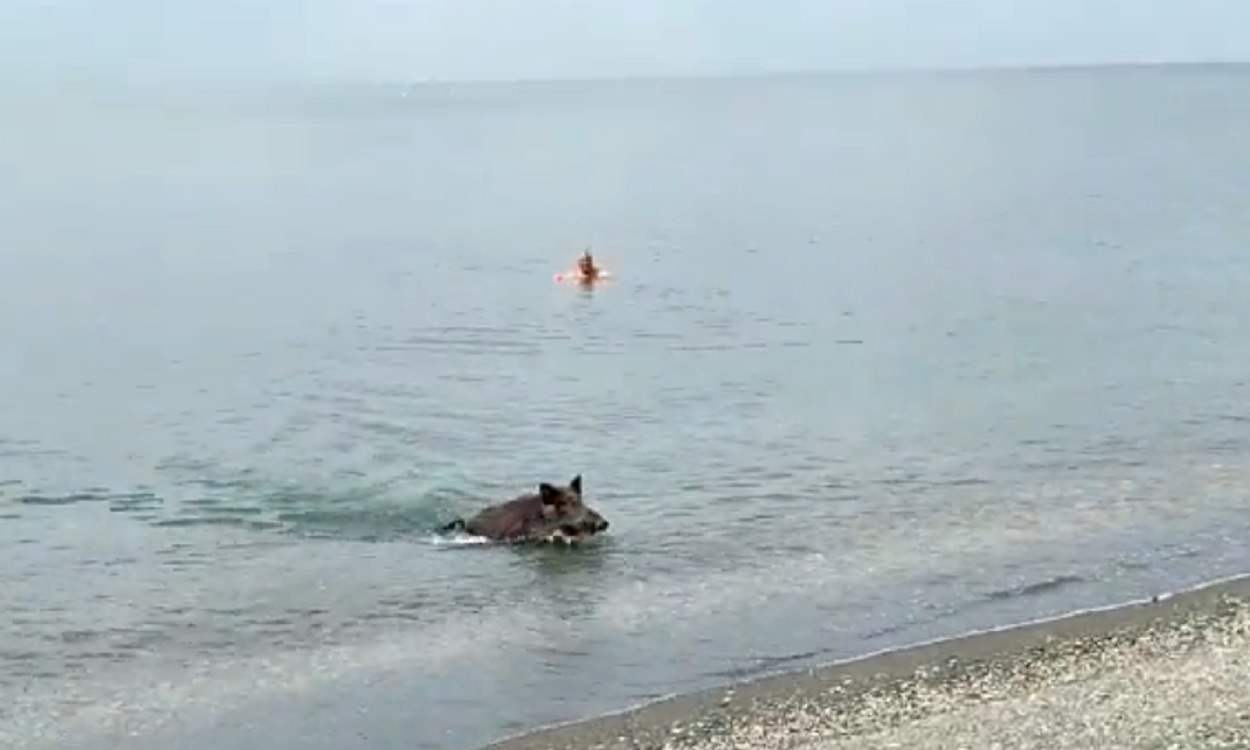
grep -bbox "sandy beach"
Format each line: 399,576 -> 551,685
487,575 -> 1250,750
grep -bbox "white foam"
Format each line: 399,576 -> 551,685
427,532 -> 491,546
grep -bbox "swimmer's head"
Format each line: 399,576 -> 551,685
578,251 -> 595,275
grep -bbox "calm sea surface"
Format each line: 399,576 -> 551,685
2,66 -> 1250,749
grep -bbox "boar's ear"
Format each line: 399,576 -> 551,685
569,475 -> 582,495
539,483 -> 561,505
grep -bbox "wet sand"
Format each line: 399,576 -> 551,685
486,574 -> 1250,750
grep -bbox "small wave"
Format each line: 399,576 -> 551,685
937,477 -> 992,487
377,334 -> 542,356
151,517 -> 282,531
705,648 -> 827,681
18,493 -> 106,506
17,491 -> 162,512
179,500 -> 266,516
669,343 -> 739,352
109,493 -> 163,512
985,574 -> 1086,602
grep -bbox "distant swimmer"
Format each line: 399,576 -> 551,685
555,248 -> 611,285
575,250 -> 602,282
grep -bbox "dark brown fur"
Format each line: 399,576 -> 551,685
442,475 -> 608,544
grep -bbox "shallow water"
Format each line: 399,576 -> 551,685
2,66 -> 1250,749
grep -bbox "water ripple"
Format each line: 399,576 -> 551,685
984,574 -> 1087,602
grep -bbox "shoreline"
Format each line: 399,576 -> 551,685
485,572 -> 1250,750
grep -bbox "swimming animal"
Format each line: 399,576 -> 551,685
441,475 -> 608,545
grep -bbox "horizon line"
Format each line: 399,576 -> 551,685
384,58 -> 1250,90
9,58 -> 1247,95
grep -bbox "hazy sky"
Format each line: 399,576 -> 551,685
3,0 -> 1249,85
